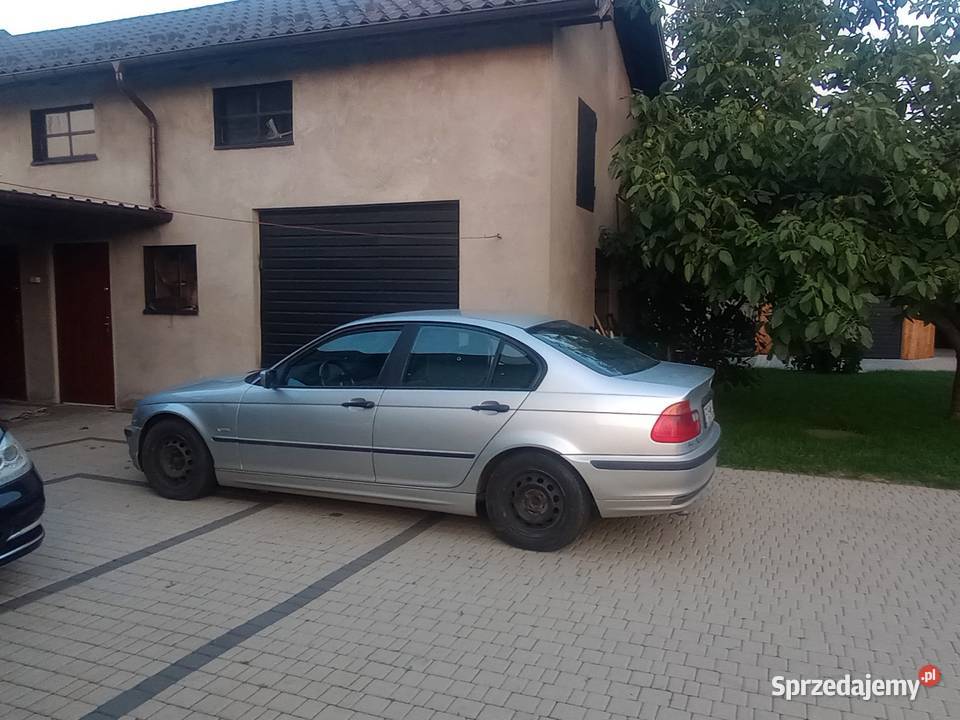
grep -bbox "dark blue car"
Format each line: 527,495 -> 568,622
0,427 -> 44,566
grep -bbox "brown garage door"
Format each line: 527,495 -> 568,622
258,201 -> 459,366
54,243 -> 115,405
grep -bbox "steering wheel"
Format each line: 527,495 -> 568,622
318,360 -> 354,386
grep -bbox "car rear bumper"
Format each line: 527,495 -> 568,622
565,424 -> 721,518
0,466 -> 46,566
125,425 -> 142,470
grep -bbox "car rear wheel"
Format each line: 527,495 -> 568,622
485,451 -> 592,551
141,418 -> 216,500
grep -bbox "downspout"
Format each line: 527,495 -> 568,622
112,61 -> 161,208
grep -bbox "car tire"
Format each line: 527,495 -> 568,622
485,451 -> 593,551
141,418 -> 217,500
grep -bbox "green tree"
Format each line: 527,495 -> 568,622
607,0 -> 960,417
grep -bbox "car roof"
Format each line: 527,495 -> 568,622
344,309 -> 557,330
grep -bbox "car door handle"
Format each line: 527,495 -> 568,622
342,398 -> 375,409
471,401 -> 510,413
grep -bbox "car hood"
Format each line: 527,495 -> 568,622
139,373 -> 253,405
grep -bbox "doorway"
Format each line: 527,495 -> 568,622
54,243 -> 115,405
0,245 -> 27,400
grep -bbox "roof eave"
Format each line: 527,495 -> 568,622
0,188 -> 172,224
0,0 -> 601,86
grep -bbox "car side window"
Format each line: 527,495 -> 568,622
403,326 -> 500,388
491,342 -> 539,389
281,329 -> 401,388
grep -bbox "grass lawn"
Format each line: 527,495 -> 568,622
715,369 -> 960,488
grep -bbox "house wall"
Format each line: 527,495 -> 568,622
0,34 -> 557,406
17,247 -> 57,403
548,21 -> 634,327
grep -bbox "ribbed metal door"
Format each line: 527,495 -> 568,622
258,200 -> 459,366
865,303 -> 903,359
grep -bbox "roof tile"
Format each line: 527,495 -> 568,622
0,0 -> 559,77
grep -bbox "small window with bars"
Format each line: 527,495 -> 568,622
213,81 -> 293,149
143,245 -> 199,315
30,105 -> 97,164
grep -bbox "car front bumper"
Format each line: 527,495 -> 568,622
565,424 -> 721,518
0,466 -> 46,566
124,425 -> 142,470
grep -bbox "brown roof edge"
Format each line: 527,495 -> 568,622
0,188 -> 173,224
0,0 -> 600,86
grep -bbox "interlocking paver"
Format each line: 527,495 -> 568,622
0,408 -> 958,720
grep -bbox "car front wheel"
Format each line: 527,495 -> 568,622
485,451 -> 592,551
141,418 -> 217,500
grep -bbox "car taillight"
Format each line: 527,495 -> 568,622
651,400 -> 701,443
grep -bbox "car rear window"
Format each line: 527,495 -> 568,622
528,321 -> 659,376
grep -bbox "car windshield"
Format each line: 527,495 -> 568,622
528,321 -> 659,376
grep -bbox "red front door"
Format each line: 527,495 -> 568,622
54,243 -> 115,405
0,246 -> 27,401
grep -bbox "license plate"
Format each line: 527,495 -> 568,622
703,399 -> 715,427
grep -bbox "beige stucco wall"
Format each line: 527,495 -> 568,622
547,21 -> 633,326
0,35 -> 558,406
0,23 -> 637,406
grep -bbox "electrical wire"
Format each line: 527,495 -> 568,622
0,179 -> 503,242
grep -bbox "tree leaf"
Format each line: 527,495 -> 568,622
824,311 -> 839,335
946,214 -> 959,239
893,147 -> 906,171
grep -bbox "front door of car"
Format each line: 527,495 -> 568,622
373,324 -> 542,488
237,327 -> 403,483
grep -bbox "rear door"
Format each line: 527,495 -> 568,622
373,324 -> 542,488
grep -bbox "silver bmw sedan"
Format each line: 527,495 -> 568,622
126,311 -> 720,550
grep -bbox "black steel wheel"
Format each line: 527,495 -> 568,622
485,451 -> 592,551
141,418 -> 216,500
510,472 -> 565,528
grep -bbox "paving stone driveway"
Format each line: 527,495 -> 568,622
0,407 -> 957,720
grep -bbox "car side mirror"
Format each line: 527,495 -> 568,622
262,368 -> 279,389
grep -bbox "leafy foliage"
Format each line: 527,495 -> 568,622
615,266 -> 758,385
789,344 -> 863,374
608,0 -> 960,416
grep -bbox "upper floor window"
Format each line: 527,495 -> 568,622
213,81 -> 293,149
576,98 -> 597,211
30,105 -> 97,164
